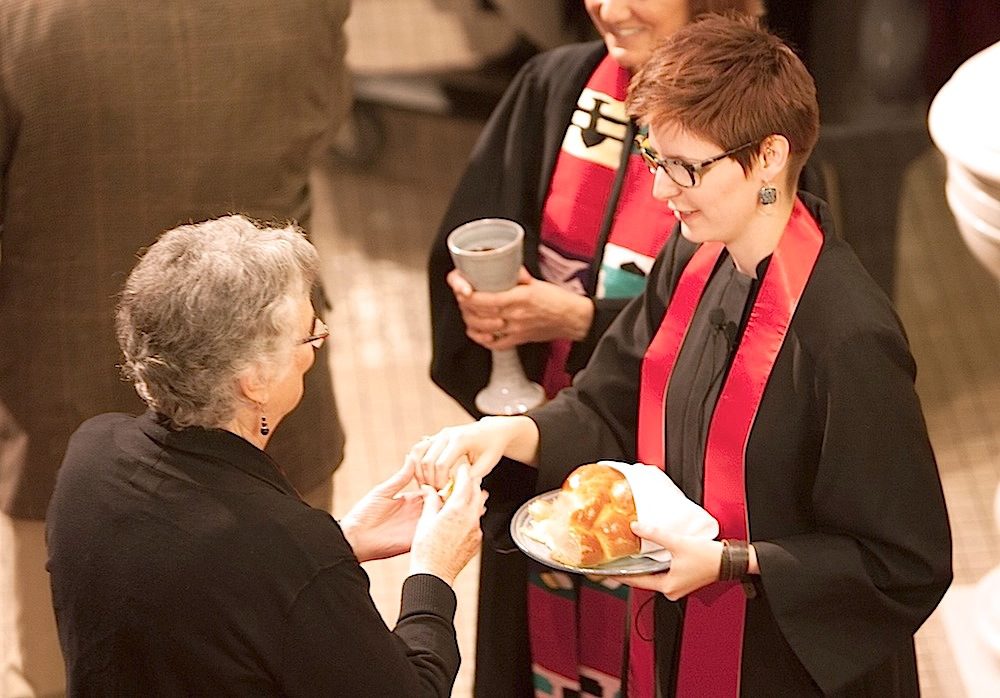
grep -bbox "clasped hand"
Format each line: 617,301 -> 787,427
340,453 -> 487,585
448,267 -> 594,350
408,416 -> 539,491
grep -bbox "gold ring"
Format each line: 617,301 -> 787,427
492,331 -> 505,341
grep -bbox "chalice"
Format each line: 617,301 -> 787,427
447,218 -> 546,415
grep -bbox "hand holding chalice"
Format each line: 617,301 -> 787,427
447,219 -> 545,415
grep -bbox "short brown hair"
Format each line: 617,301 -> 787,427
627,14 -> 819,182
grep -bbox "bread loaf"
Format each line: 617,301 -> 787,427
526,463 -> 640,567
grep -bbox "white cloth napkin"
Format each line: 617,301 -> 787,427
600,461 -> 720,562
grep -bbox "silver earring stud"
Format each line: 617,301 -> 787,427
759,184 -> 778,206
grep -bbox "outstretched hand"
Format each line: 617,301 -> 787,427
340,455 -> 425,563
407,416 -> 540,490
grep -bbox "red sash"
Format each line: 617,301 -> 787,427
630,199 -> 823,697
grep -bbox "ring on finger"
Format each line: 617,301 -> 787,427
492,331 -> 506,341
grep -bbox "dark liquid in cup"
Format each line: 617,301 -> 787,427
469,246 -> 497,252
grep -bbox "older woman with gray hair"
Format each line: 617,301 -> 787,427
46,215 -> 485,696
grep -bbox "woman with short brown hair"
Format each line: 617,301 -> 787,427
428,2 -> 765,695
417,15 -> 951,696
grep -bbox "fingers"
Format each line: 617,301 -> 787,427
458,301 -> 506,340
447,461 -> 471,502
373,455 -> 416,497
419,484 -> 443,519
630,521 -> 674,549
420,439 -> 454,489
447,269 -> 473,298
466,326 -> 515,351
397,491 -> 425,506
443,460 -> 480,507
409,420 -> 507,490
408,444 -> 434,486
614,572 -> 660,590
450,282 -> 526,348
451,277 -> 504,317
409,431 -> 465,490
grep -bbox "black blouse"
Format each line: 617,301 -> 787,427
666,256 -> 755,505
47,411 -> 460,697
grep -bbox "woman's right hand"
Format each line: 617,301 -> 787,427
408,416 -> 540,490
409,462 -> 487,586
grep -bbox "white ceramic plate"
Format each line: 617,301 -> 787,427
510,491 -> 671,576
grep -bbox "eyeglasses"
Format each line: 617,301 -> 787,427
299,316 -> 330,349
634,135 -> 758,188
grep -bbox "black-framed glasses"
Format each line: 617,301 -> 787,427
634,134 -> 758,188
299,316 -> 330,349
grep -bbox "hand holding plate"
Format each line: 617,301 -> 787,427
614,524 -> 725,600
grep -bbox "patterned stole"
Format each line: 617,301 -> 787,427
536,54 -> 673,398
529,54 -> 672,698
629,199 -> 823,697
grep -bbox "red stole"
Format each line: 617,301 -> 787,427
630,199 -> 823,697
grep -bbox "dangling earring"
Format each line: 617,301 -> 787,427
259,412 -> 270,436
758,183 -> 778,206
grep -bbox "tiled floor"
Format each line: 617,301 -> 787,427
309,4 -> 1000,696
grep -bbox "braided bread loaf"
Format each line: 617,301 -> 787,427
527,463 -> 640,567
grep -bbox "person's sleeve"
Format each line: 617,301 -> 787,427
0,75 -> 14,236
428,56 -> 551,417
565,296 -> 631,374
529,240 -> 678,491
278,562 -> 459,698
310,0 -> 352,164
755,323 -> 953,694
327,0 -> 352,127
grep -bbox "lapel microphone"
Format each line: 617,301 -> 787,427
709,307 -> 738,351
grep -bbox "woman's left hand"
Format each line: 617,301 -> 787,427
340,455 -> 425,563
614,522 -> 725,600
450,267 -> 595,350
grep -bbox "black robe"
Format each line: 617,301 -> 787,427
429,40 -> 625,416
529,194 -> 953,696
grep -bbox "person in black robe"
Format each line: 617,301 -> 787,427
429,3 -> 765,694
412,15 -> 951,696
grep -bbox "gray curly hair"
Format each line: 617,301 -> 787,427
116,215 -> 320,428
